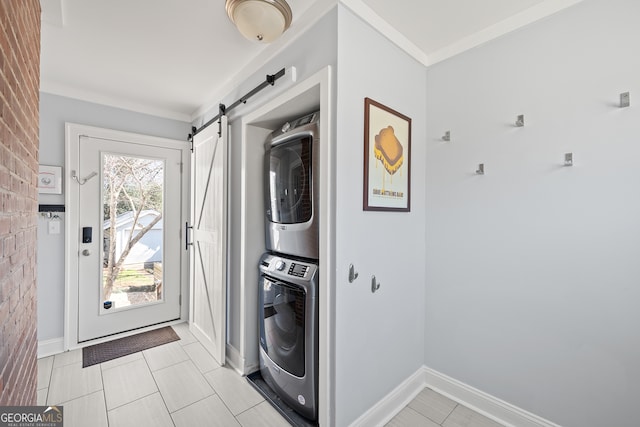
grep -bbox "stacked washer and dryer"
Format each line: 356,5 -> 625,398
258,111 -> 320,422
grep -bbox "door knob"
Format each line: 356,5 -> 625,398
82,249 -> 91,256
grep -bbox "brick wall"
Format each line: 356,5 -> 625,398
0,0 -> 41,406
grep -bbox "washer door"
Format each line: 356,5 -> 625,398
259,275 -> 306,377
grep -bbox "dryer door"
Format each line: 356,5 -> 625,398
259,275 -> 306,377
265,136 -> 313,224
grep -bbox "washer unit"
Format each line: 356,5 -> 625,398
258,252 -> 318,421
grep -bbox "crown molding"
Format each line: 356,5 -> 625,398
40,80 -> 192,123
426,0 -> 585,66
339,0 -> 429,66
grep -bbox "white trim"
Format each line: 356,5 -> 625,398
225,343 -> 260,376
225,344 -> 243,375
318,66 -> 335,427
426,0 -> 585,66
423,367 -> 562,427
339,0 -> 428,66
40,86 -> 192,123
37,338 -> 64,358
236,66 -> 334,427
350,365 -> 562,427
64,123 -> 190,350
349,368 -> 426,427
339,0 -> 584,68
40,319 -> 188,357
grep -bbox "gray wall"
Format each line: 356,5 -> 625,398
424,1 -> 640,426
38,0 -> 640,424
196,9 -> 338,359
38,93 -> 190,342
196,7 -> 427,425
334,6 -> 427,426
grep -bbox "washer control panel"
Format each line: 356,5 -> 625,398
259,253 -> 317,283
288,263 -> 309,278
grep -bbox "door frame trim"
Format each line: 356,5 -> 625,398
235,66 -> 334,427
64,123 -> 190,349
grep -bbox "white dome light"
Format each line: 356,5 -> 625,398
226,0 -> 292,43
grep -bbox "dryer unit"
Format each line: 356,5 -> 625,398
264,111 -> 319,260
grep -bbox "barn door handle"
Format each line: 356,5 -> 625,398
185,222 -> 193,251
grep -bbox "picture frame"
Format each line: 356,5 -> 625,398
38,165 -> 63,194
363,97 -> 411,212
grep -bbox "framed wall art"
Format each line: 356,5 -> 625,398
38,165 -> 63,194
363,97 -> 411,212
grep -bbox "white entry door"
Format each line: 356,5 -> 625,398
75,133 -> 185,342
188,117 -> 228,365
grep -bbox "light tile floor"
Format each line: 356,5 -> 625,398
37,323 -> 502,427
37,323 -> 290,427
385,388 -> 505,427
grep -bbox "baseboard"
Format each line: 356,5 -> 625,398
349,365 -> 561,427
225,344 -> 244,375
225,343 -> 259,376
349,368 -> 426,427
423,367 -> 561,427
38,338 -> 64,358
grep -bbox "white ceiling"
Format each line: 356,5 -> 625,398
39,0 -> 582,122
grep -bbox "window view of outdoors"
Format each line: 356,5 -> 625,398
102,154 -> 164,309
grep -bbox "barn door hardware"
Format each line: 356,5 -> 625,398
189,67 -> 286,139
185,222 -> 193,251
218,104 -> 226,137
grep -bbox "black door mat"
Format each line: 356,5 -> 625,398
247,371 -> 318,427
82,326 -> 180,367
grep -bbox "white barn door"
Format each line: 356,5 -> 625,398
189,117 -> 228,365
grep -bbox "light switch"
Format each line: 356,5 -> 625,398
48,220 -> 60,235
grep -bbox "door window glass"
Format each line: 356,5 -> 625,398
102,154 -> 164,310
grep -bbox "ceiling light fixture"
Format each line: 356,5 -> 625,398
225,0 -> 293,43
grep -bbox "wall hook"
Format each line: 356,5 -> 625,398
371,275 -> 381,293
348,264 -> 359,283
476,163 -> 485,175
442,131 -> 451,142
620,92 -> 630,108
515,114 -> 525,127
564,153 -> 573,166
71,170 -> 97,185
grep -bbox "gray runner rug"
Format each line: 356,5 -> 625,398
82,326 -> 180,368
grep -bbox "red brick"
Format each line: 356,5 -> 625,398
0,216 -> 9,235
0,0 -> 39,406
0,301 -> 8,325
3,234 -> 15,256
